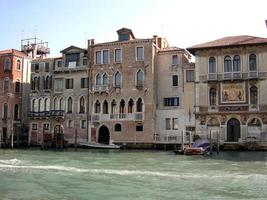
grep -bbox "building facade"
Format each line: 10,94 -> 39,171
187,35 -> 267,144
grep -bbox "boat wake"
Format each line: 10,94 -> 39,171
0,158 -> 23,165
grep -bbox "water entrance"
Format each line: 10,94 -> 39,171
227,118 -> 240,142
98,125 -> 110,144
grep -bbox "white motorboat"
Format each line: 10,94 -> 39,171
80,142 -> 120,149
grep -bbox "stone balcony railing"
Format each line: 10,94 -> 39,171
202,71 -> 260,82
28,110 -> 64,118
92,112 -> 144,122
92,85 -> 109,92
195,104 -> 267,113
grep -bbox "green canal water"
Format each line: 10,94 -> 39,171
0,149 -> 267,200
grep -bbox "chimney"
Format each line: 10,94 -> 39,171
90,39 -> 95,45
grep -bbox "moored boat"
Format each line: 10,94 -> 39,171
80,142 -> 121,149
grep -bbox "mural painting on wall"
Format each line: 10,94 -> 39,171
221,82 -> 245,103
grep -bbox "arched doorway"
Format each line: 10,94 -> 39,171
227,118 -> 240,142
54,125 -> 64,148
98,125 -> 110,144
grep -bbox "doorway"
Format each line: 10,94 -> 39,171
227,118 -> 240,142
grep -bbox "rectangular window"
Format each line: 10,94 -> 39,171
83,58 -> 88,66
172,75 -> 178,86
43,123 -> 50,131
45,63 -> 50,72
66,53 -> 80,67
115,48 -> 121,63
186,70 -> 194,82
32,124 -> 37,130
164,97 -> 179,107
81,78 -> 89,88
35,64 -> 39,72
3,79 -> 9,94
81,120 -> 87,129
95,51 -> 101,64
54,79 -> 63,92
136,124 -> 143,132
67,120 -> 74,128
172,55 -> 178,65
136,47 -> 144,61
172,118 -> 179,130
57,60 -> 62,67
165,118 -> 171,130
65,79 -> 74,89
103,50 -> 109,64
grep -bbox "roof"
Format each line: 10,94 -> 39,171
60,45 -> 86,53
0,49 -> 27,57
187,35 -> 267,55
117,27 -> 135,39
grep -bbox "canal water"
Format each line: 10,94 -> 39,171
0,149 -> 267,200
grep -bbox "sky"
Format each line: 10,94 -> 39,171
1,0 -> 267,56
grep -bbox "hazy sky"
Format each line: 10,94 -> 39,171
1,0 -> 267,56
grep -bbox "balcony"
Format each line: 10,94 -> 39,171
92,112 -> 143,122
223,72 -> 242,80
92,85 -> 109,92
28,110 -> 64,118
207,73 -> 217,81
248,71 -> 258,79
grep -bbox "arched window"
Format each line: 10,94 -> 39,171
14,104 -> 19,120
54,98 -> 58,110
95,100 -> 101,113
96,74 -> 101,85
103,73 -> 108,86
32,99 -> 36,112
79,97 -> 85,113
208,57 -> 216,73
4,58 -> 11,71
114,123 -> 122,132
59,98 -> 64,110
114,71 -> 122,87
32,77 -> 37,90
34,98 -> 38,112
15,80 -> 20,93
119,99 -> 125,113
44,98 -> 50,112
209,88 -> 217,106
37,77 -> 40,90
224,56 -> 232,72
3,78 -> 9,94
67,97 -> 73,113
136,69 -> 144,86
136,98 -> 143,112
3,103 -> 8,119
111,100 -> 117,114
128,99 -> 134,113
250,86 -> 258,105
103,100 -> 109,114
45,76 -> 50,89
233,55 -> 241,72
16,59 -> 21,70
249,54 -> 257,71
38,99 -> 42,112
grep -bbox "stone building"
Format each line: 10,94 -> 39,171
0,49 -> 31,146
88,28 -> 168,146
155,47 -> 195,144
187,35 -> 267,144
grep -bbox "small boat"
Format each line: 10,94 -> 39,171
80,142 -> 121,149
184,147 -> 205,155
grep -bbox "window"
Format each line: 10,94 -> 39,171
79,97 -> 85,113
164,97 -> 179,106
114,71 -> 122,87
66,53 -> 80,67
37,77 -> 40,90
45,63 -> 50,72
103,100 -> 108,114
95,100 -> 101,113
233,55 -> 241,72
67,97 -> 73,113
43,123 -> 50,131
15,80 -> 20,93
136,124 -> 143,131
83,58 -> 88,66
59,98 -> 64,110
44,76 -> 51,89
165,118 -> 171,130
3,104 -> 8,119
249,54 -> 257,71
57,60 -> 62,68
65,78 -> 74,89
208,57 -> 216,73
172,75 -> 178,86
136,47 -> 144,61
32,124 -> 37,130
103,50 -> 109,64
44,98 -> 50,111
14,104 -> 19,120
67,120 -> 74,128
81,120 -> 87,129
209,88 -> 217,106
115,124 -> 122,132
119,99 -> 125,114
16,59 -> 21,70
250,86 -> 258,104
95,51 -> 101,64
103,73 -> 108,85
136,69 -> 144,86
115,49 -> 121,63
172,118 -> 178,130
128,99 -> 134,113
81,78 -> 89,88
186,70 -> 194,82
4,58 -> 11,71
96,74 -> 101,85
32,99 -> 36,111
172,55 -> 178,65
53,98 -> 58,110
3,78 -> 9,94
38,99 -> 42,112
224,56 -> 232,72
54,79 -> 63,92
136,98 -> 143,112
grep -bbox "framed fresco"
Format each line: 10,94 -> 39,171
220,82 -> 246,103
